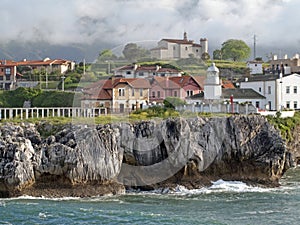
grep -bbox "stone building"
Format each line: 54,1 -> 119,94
150,32 -> 208,60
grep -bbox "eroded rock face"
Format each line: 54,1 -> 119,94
0,115 -> 293,197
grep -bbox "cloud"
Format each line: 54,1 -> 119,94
0,0 -> 298,57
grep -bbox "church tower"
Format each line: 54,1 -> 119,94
204,63 -> 222,100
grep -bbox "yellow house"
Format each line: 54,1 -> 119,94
113,78 -> 151,112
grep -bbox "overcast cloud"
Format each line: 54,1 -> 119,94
1,0 -> 299,59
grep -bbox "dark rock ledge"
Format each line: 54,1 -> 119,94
0,115 -> 293,198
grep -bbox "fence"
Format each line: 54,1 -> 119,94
176,103 -> 258,114
0,107 -> 108,120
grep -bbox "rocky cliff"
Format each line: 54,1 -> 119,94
0,115 -> 292,197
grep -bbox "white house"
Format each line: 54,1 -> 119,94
240,73 -> 300,111
247,61 -> 263,75
150,32 -> 208,60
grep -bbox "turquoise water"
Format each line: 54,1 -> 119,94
1,168 -> 300,225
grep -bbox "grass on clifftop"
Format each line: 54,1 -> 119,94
267,111 -> 300,142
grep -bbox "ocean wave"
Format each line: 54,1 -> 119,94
127,180 -> 275,196
172,180 -> 274,195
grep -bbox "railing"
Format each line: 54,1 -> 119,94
0,107 -> 108,120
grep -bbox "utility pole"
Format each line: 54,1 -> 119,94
83,58 -> 86,76
253,34 -> 257,60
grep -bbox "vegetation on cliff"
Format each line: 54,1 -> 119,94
267,111 -> 300,142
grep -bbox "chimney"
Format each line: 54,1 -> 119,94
133,63 -> 138,70
273,55 -> 278,60
183,32 -> 187,41
284,54 -> 288,59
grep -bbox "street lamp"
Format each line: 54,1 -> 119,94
61,76 -> 65,91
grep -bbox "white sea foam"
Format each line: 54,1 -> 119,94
171,180 -> 274,195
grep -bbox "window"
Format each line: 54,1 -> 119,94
152,91 -> 155,98
187,90 -> 193,96
286,101 -> 290,109
126,71 -> 131,75
0,76 -> 3,81
5,74 -> 10,80
157,91 -> 161,98
294,86 -> 297,94
173,46 -> 176,50
286,86 -> 290,94
185,47 -> 188,51
256,101 -> 260,108
138,72 -> 144,76
196,49 -> 199,53
132,88 -> 135,96
139,89 -> 143,97
258,87 -> 262,92
118,88 -> 125,96
174,91 -> 177,97
294,101 -> 298,109
268,101 -> 272,110
5,68 -> 11,75
268,86 -> 271,94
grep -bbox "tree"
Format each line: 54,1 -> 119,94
163,97 -> 186,109
122,43 -> 150,61
221,39 -> 251,61
98,49 -> 117,61
213,49 -> 222,60
201,52 -> 210,61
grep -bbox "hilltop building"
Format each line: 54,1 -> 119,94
150,32 -> 208,60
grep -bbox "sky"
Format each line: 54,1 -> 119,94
1,0 -> 299,60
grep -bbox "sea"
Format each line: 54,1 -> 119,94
1,167 -> 300,225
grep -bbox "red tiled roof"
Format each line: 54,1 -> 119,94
16,59 -> 71,66
135,66 -> 157,71
114,64 -> 181,74
152,76 -> 181,89
192,75 -> 206,88
83,88 -> 112,100
192,43 -> 202,47
169,76 -> 203,90
114,64 -> 135,71
0,60 -> 17,66
161,39 -> 194,45
157,67 -> 181,73
222,80 -> 235,89
117,78 -> 151,88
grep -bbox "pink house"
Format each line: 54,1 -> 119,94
150,75 -> 203,103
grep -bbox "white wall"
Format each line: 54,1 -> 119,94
247,63 -> 263,74
240,74 -> 300,110
281,74 -> 300,109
